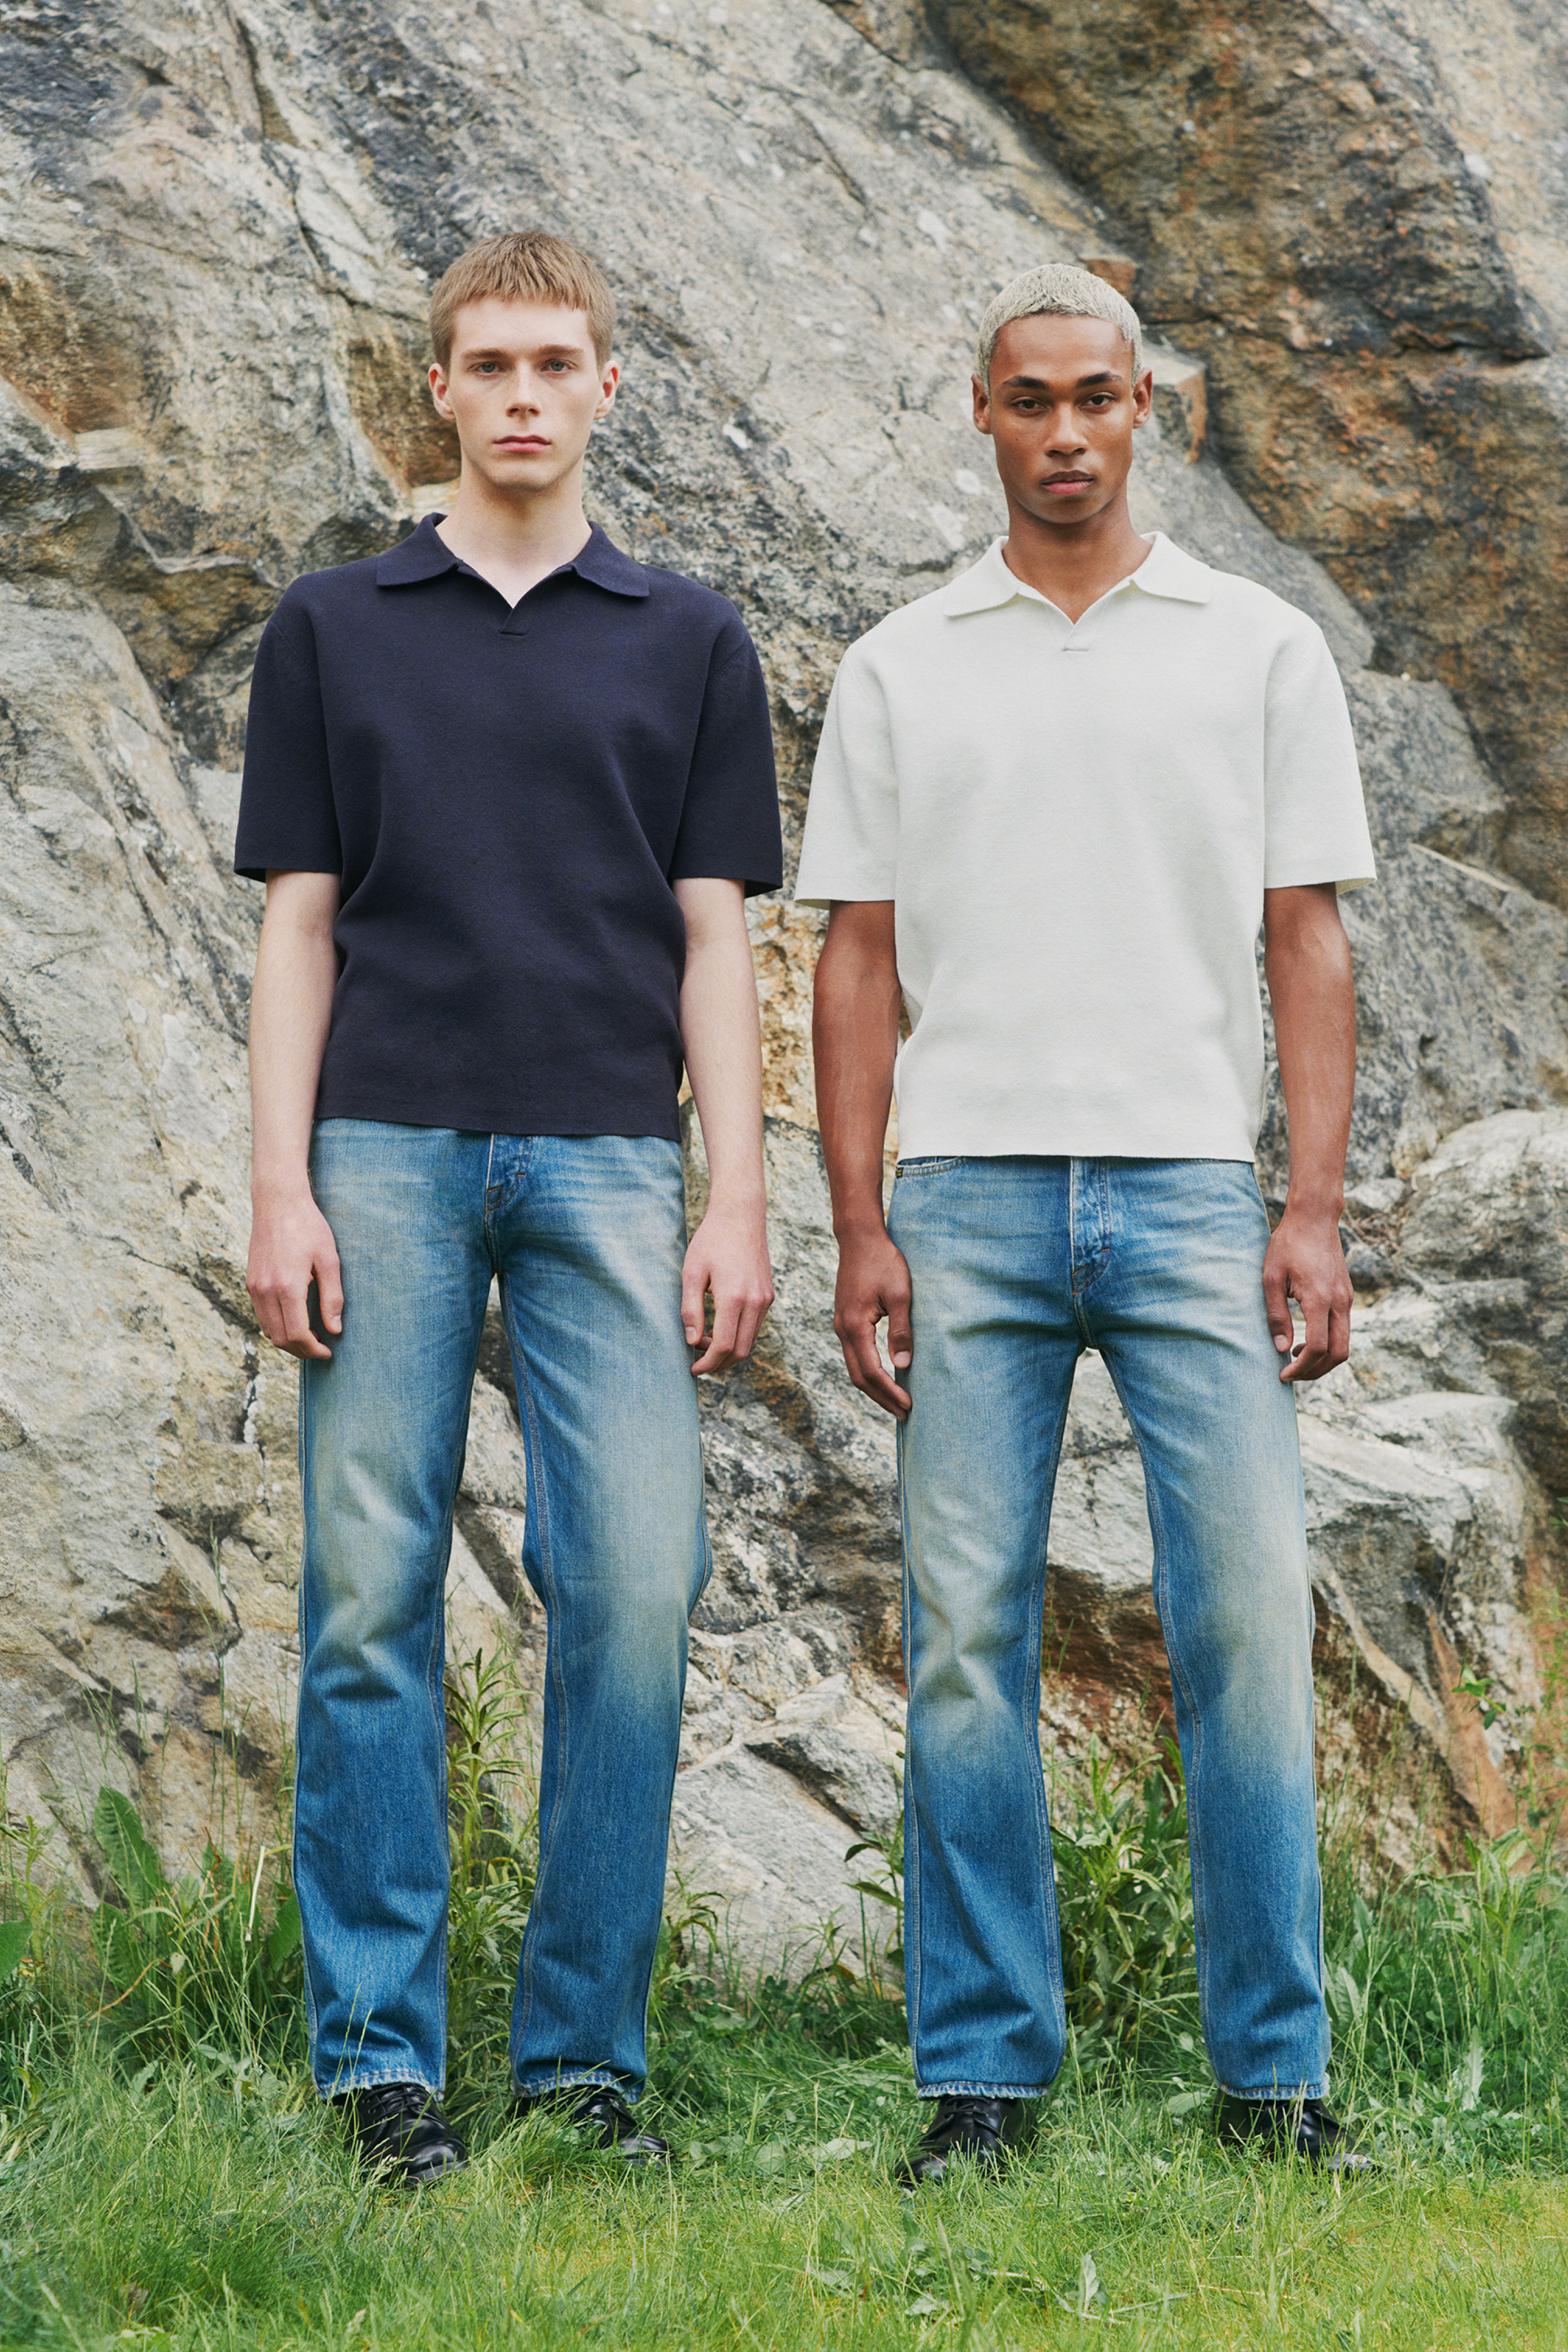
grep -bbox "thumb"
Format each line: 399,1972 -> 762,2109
317,1245 -> 344,1336
1262,1253 -> 1295,1360
681,1251 -> 708,1345
887,1278 -> 913,1372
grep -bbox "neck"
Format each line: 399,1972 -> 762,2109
435,462 -> 592,604
999,488 -> 1151,622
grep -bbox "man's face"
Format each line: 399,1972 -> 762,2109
973,313 -> 1152,529
429,297 -> 617,495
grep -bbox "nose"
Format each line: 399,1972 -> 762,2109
1046,405 -> 1085,452
506,368 -> 540,414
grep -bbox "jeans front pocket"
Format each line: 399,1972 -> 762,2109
895,1156 -> 969,1179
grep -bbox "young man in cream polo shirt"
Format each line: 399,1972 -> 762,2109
799,264 -> 1376,2184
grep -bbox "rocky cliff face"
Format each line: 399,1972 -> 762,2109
932,0 -> 1568,912
2,0 -> 1565,1967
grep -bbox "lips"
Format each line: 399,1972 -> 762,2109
495,436 -> 549,452
1044,472 -> 1093,488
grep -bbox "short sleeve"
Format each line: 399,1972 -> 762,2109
1263,619 -> 1376,892
667,610 -> 783,895
234,589 -> 343,883
793,643 -> 898,907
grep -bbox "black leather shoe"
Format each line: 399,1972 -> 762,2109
895,2095 -> 1028,2187
1217,2094 -> 1374,2174
512,2082 -> 672,2167
335,2082 -> 468,2187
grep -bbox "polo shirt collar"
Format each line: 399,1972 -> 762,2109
375,515 -> 650,597
940,531 -> 1213,615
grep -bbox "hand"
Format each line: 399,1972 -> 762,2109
833,1224 -> 913,1419
1263,1205 -> 1352,1383
682,1200 -> 774,1375
247,1187 -> 344,1362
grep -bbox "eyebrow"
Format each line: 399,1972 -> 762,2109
999,368 -> 1123,391
462,343 -> 586,361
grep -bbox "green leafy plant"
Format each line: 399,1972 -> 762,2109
443,1647 -> 538,2105
1456,1663 -> 1505,1729
1338,1823 -> 1568,2139
846,1812 -> 906,1978
0,1920 -> 28,1988
1051,1740 -> 1196,2058
88,1787 -> 302,2067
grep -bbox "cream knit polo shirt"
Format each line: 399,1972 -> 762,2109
795,534 -> 1376,1162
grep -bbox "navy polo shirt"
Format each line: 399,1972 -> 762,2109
235,518 -> 782,1140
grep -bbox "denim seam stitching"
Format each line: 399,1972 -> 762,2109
1100,1352 -> 1216,2068
517,2067 -> 627,2099
1029,1380 -> 1075,2083
1220,2081 -> 1328,2102
507,1297 -> 566,2077
1068,1158 -> 1112,1314
424,1340 -> 487,2090
917,2081 -> 1050,2099
321,2067 -> 444,2102
295,1358 -> 324,2083
896,1414 -> 926,2086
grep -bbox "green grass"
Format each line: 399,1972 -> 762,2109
3,1660 -> 1568,2348
2,2033 -> 1567,2349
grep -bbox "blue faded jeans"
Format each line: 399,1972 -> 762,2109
294,1123 -> 708,2101
887,1156 -> 1328,2104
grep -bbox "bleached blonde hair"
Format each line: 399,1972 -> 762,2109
976,264 -> 1144,391
430,230 -> 615,369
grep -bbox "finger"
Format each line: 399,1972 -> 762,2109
692,1292 -> 743,1376
1262,1257 -> 1294,1358
1280,1293 -> 1330,1383
248,1285 -> 286,1348
729,1293 -> 768,1364
280,1284 -> 332,1362
316,1245 -> 344,1335
1285,1299 -> 1351,1384
886,1287 -> 914,1374
277,1330 -> 333,1361
680,1255 -> 708,1348
838,1320 -> 910,1420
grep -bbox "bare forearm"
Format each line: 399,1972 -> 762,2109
250,887 -> 337,1200
677,890 -> 766,1213
813,902 -> 901,1239
673,876 -> 773,1373
1264,884 -> 1356,1216
1261,881 -> 1356,1381
246,870 -> 343,1359
812,900 -> 911,1416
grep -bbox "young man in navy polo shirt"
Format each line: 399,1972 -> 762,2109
238,231 -> 782,2186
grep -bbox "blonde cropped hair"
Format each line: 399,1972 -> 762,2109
429,230 -> 616,370
976,264 -> 1144,391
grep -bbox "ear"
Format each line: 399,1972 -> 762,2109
971,371 -> 993,438
1131,365 -> 1154,428
594,360 -> 620,423
429,361 -> 455,424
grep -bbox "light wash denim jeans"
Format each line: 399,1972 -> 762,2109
887,1155 -> 1328,2105
294,1123 -> 708,2102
